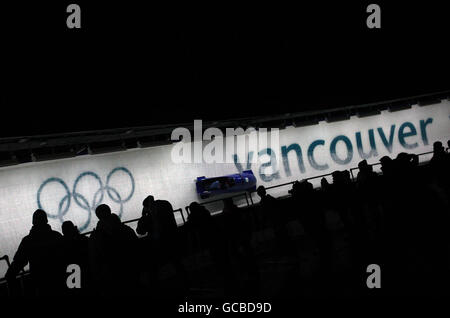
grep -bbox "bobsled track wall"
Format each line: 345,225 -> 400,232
0,101 -> 449,277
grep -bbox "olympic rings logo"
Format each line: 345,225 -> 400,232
37,167 -> 135,232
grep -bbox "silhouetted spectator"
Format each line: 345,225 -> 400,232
256,185 -> 274,203
222,198 -> 245,240
395,152 -> 418,175
320,177 -> 330,191
431,141 -> 446,159
187,202 -> 229,271
221,198 -> 259,295
110,213 -> 140,292
256,185 -> 278,230
6,209 -> 65,297
136,195 -> 155,236
430,141 -> 448,171
380,155 -> 394,176
331,170 -> 344,186
290,180 -> 331,271
342,170 -> 352,184
356,160 -> 377,186
137,197 -> 178,240
188,202 -> 213,230
61,221 -> 89,294
89,204 -> 122,296
138,198 -> 187,294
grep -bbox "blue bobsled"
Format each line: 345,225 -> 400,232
196,170 -> 257,199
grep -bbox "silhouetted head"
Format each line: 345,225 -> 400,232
397,153 -> 418,169
289,180 -> 302,196
188,202 -> 211,225
142,195 -> 155,208
380,156 -> 391,166
332,170 -> 342,184
95,204 -> 112,220
301,180 -> 314,192
256,185 -> 267,198
62,221 -> 79,237
32,209 -> 48,226
433,141 -> 444,154
343,170 -> 351,183
396,152 -> 410,163
189,202 -> 207,215
154,200 -> 173,214
358,160 -> 368,171
447,140 -> 450,149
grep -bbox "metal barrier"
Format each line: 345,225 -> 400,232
0,149 -> 436,286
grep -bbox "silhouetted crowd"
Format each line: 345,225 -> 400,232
3,140 -> 450,299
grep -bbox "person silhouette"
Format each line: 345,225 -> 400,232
110,213 -> 140,292
88,204 -> 120,296
221,198 -> 259,295
432,141 -> 445,156
379,155 -> 394,177
187,202 -> 221,262
256,185 -> 289,254
137,197 -> 187,294
6,209 -> 64,297
429,141 -> 450,189
61,221 -> 89,295
256,185 -> 278,230
89,204 -> 141,297
188,201 -> 237,293
188,202 -> 213,230
256,185 -> 275,205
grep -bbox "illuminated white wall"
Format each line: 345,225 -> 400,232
0,101 -> 449,277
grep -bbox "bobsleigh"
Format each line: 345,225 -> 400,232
196,170 -> 257,199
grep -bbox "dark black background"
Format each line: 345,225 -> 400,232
2,2 -> 449,137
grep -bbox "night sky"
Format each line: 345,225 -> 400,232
2,2 -> 449,137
